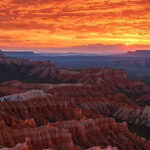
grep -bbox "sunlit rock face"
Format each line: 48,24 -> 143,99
1,55 -> 150,149
0,90 -> 49,102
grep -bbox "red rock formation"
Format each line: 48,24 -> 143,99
0,96 -> 85,125
1,55 -> 150,94
0,121 -> 74,150
47,68 -> 150,104
0,140 -> 29,150
136,93 -> 150,106
0,80 -> 82,97
0,112 -> 36,129
0,56 -> 60,83
0,88 -> 149,127
87,146 -> 118,150
1,55 -> 150,149
0,117 -> 150,150
49,118 -> 150,150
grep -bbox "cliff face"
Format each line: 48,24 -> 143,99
0,121 -> 74,150
0,55 -> 150,149
0,56 -> 60,83
1,116 -> 150,150
0,140 -> 29,150
49,118 -> 149,150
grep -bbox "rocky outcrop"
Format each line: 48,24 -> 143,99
0,80 -> 82,97
136,93 -> 150,106
48,118 -> 150,150
0,121 -> 74,150
0,85 -> 150,127
1,54 -> 150,93
0,56 -> 60,83
0,112 -> 36,129
49,70 -> 150,100
114,106 -> 150,127
0,140 -> 29,150
0,93 -> 150,149
0,96 -> 85,125
0,117 -> 150,150
0,90 -> 50,102
87,146 -> 118,150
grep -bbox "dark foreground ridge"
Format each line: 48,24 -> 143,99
0,54 -> 150,149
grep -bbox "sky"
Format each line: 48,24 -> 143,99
0,0 -> 150,53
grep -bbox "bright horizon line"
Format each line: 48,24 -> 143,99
1,49 -> 150,56
0,49 -> 122,55
1,43 -> 150,55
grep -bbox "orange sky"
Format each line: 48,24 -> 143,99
0,0 -> 150,53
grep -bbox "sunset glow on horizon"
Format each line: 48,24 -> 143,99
0,0 -> 150,53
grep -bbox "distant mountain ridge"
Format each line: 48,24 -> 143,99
1,50 -> 150,86
2,51 -> 37,58
1,50 -> 102,57
1,50 -> 150,57
114,50 -> 150,57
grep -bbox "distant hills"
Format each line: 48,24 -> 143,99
1,50 -> 36,58
1,51 -> 101,57
114,50 -> 150,57
1,50 -> 150,58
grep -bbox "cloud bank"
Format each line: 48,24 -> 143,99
0,0 -> 150,52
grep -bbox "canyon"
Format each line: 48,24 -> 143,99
0,54 -> 150,150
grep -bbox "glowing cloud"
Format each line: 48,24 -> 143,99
0,0 -> 150,52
